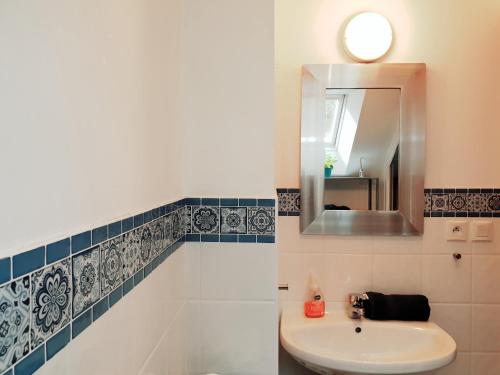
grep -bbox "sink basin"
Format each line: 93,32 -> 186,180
280,308 -> 456,374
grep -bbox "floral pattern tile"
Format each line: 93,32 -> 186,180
31,259 -> 71,349
138,224 -> 153,267
221,207 -> 247,234
449,193 -> 467,211
0,276 -> 30,372
151,218 -> 165,256
278,192 -> 300,213
192,206 -> 220,234
431,194 -> 449,211
122,229 -> 140,280
163,214 -> 173,249
72,246 -> 100,317
487,194 -> 500,211
248,207 -> 275,235
100,238 -> 124,295
467,193 -> 489,212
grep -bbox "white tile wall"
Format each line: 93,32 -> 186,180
430,304 -> 471,351
279,252 -> 372,301
278,217 -> 500,375
434,353 -> 471,375
139,301 -> 201,375
472,305 -> 500,352
471,353 -> 500,375
200,243 -> 277,301
187,242 -> 278,375
422,254 -> 472,303
372,255 -> 422,294
201,301 -> 278,375
472,256 -> 500,303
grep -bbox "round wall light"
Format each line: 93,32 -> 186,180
343,12 -> 393,62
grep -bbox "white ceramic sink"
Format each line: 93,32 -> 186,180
280,308 -> 456,375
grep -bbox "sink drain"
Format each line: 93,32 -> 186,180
355,327 -> 362,333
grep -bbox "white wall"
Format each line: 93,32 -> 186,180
0,0 -> 186,373
181,0 -> 275,198
181,243 -> 278,375
276,1 -> 500,374
276,0 -> 500,188
0,0 -> 184,257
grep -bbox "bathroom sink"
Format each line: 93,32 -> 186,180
280,308 -> 456,375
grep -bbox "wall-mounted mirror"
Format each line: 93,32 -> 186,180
300,64 -> 426,236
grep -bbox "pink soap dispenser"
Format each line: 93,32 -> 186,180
304,275 -> 325,318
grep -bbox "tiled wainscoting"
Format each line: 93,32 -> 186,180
184,198 -> 276,243
0,197 -> 276,375
0,200 -> 186,375
277,188 -> 500,375
424,189 -> 500,217
277,188 -> 500,217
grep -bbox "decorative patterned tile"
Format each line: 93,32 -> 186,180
292,193 -> 301,211
221,207 -> 247,234
150,218 -> 165,257
138,224 -> 153,267
487,194 -> 500,211
172,209 -> 184,240
449,193 -> 468,211
431,194 -> 449,211
468,193 -> 489,212
278,192 -> 300,213
275,187 -> 500,216
31,259 -> 71,350
248,207 -> 275,235
100,238 -> 123,295
122,229 -> 140,280
192,206 -> 220,234
163,214 -> 173,249
72,247 -> 100,317
184,206 -> 192,234
424,193 -> 432,212
0,276 -> 30,372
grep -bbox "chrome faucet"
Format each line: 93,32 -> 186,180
347,293 -> 367,319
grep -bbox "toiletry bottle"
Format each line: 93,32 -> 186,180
304,276 -> 325,318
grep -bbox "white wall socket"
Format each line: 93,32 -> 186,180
471,221 -> 493,241
446,221 -> 469,241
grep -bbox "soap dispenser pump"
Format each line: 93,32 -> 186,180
304,274 -> 325,318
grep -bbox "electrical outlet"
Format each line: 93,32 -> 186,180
446,221 -> 468,241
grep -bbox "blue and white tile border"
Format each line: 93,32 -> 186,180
424,188 -> 500,217
0,197 -> 275,375
277,188 -> 500,218
185,198 -> 276,244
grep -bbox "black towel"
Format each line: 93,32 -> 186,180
324,204 -> 351,210
363,292 -> 431,321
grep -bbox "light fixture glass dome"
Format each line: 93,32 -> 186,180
343,12 -> 393,62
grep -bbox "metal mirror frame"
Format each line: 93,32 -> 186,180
300,63 -> 426,236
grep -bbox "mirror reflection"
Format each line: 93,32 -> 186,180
322,88 -> 400,212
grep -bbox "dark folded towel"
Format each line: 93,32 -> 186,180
324,204 -> 351,210
363,292 -> 431,321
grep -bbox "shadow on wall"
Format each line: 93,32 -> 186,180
279,344 -> 316,375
